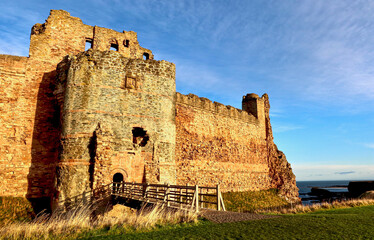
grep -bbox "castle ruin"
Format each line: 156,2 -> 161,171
0,10 -> 299,211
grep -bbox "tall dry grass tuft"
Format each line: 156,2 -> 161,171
256,199 -> 374,214
0,203 -> 198,240
0,197 -> 34,225
0,204 -> 93,240
98,204 -> 198,230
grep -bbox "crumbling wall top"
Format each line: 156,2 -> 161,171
29,10 -> 154,63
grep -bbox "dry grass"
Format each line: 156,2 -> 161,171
256,199 -> 374,214
0,203 -> 198,240
0,197 -> 34,225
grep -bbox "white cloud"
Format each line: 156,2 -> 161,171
293,164 -> 374,181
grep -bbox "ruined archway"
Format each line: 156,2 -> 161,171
113,173 -> 124,183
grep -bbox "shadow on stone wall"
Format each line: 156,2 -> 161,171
27,70 -> 60,214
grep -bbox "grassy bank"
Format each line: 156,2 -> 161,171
78,205 -> 374,239
2,194 -> 374,239
257,198 -> 374,214
222,189 -> 289,212
0,197 -> 34,225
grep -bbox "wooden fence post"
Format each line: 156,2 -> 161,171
131,182 -> 135,198
156,186 -> 159,201
219,191 -> 226,211
144,183 -> 149,199
195,185 -> 199,212
167,184 -> 170,207
217,184 -> 221,211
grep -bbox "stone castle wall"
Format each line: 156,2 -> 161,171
0,55 -> 30,197
55,50 -> 176,204
0,54 -> 60,205
29,10 -> 153,62
0,10 -> 156,209
0,10 -> 299,210
175,93 -> 272,192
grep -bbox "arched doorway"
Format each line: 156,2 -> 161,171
112,173 -> 124,194
113,173 -> 124,183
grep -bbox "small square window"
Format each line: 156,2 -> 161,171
85,39 -> 93,50
110,43 -> 118,51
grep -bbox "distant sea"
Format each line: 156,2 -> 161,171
296,180 -> 350,204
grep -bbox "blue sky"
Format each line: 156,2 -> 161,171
1,0 -> 373,181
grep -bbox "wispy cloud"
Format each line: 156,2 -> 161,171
364,143 -> 374,149
0,3 -> 47,56
2,0 -> 374,110
335,171 -> 355,175
273,124 -> 303,133
293,164 -> 374,181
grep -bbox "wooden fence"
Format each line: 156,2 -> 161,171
112,181 -> 226,212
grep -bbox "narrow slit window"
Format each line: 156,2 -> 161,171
110,43 -> 119,51
143,52 -> 149,60
123,39 -> 129,48
85,39 -> 93,50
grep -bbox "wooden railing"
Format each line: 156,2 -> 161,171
112,182 -> 226,212
56,182 -> 226,212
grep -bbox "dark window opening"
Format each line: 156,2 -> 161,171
88,132 -> 97,189
123,39 -> 130,48
110,43 -> 119,51
85,39 -> 93,50
143,52 -> 149,60
113,173 -> 124,183
132,127 -> 149,147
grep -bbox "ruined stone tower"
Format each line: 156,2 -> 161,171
0,10 -> 299,212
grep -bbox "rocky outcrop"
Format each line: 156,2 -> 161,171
267,147 -> 299,202
349,181 -> 374,198
263,94 -> 299,202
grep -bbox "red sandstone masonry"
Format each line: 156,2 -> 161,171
176,93 -> 259,124
0,10 -> 154,200
175,93 -> 271,192
0,55 -> 31,197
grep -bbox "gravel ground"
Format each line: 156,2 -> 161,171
200,210 -> 280,223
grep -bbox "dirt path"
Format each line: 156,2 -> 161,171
200,210 -> 280,223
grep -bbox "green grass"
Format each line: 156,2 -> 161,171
76,205 -> 374,239
222,189 -> 289,212
0,197 -> 34,225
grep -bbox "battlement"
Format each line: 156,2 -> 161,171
176,92 -> 259,124
29,10 -> 153,63
0,54 -> 28,72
